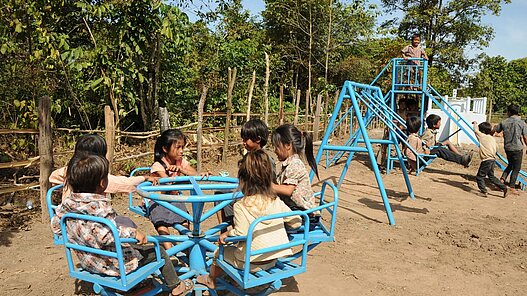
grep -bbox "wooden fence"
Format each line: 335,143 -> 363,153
1,87 -> 388,221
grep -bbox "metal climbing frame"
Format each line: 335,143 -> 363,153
310,77 -> 423,226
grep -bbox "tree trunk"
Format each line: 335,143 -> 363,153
38,96 -> 53,224
294,89 -> 301,125
159,107 -> 170,133
223,67 -> 237,163
279,85 -> 284,125
246,70 -> 256,122
264,52 -> 270,125
304,89 -> 310,132
197,85 -> 208,174
324,0 -> 333,85
313,93 -> 323,140
104,106 -> 115,173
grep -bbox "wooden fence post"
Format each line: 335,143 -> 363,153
159,107 -> 170,132
313,93 -> 323,141
323,92 -> 329,133
104,106 -> 115,172
304,90 -> 310,132
38,96 -> 53,224
279,85 -> 284,125
223,67 -> 236,163
294,89 -> 301,126
264,52 -> 270,125
197,85 -> 208,173
246,70 -> 256,122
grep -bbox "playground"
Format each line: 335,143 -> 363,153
1,135 -> 527,295
1,58 -> 527,296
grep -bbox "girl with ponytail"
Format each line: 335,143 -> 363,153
271,124 -> 320,229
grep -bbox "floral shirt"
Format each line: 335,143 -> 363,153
50,193 -> 141,276
276,154 -> 316,211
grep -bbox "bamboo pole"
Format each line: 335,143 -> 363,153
313,93 -> 323,141
246,70 -> 256,122
223,67 -> 236,163
264,52 -> 270,125
294,89 -> 301,126
279,85 -> 284,125
323,92 -> 329,133
38,96 -> 53,224
197,85 -> 208,173
304,90 -> 310,131
104,106 -> 115,171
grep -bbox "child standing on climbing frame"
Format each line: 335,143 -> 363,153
271,124 -> 320,230
401,33 -> 428,64
472,121 -> 508,198
492,104 -> 527,195
404,116 -> 429,172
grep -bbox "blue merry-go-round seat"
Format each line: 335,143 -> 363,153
59,213 -> 167,296
214,211 -> 311,296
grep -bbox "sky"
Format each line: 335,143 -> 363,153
185,0 -> 526,61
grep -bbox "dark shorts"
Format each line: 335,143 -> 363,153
148,202 -> 188,227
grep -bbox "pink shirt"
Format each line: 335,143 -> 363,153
150,157 -> 192,177
49,167 -> 145,201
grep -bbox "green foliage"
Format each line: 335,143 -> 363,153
0,0 -> 520,143
381,0 -> 511,82
469,56 -> 527,113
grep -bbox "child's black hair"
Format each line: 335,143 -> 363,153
478,122 -> 493,135
238,150 -> 274,198
74,134 -> 107,157
406,116 -> 421,134
507,104 -> 519,116
241,119 -> 269,148
154,129 -> 186,163
272,124 -> 319,179
412,33 -> 421,40
425,114 -> 441,129
66,154 -> 109,193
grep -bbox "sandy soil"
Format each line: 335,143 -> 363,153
1,136 -> 527,296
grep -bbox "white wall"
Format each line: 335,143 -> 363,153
426,96 -> 487,145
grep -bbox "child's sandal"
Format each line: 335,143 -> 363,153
171,279 -> 194,295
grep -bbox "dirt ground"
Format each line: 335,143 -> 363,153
1,134 -> 527,296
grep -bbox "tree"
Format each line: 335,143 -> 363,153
470,56 -> 527,113
381,0 -> 511,80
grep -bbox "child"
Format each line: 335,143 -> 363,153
49,134 -> 158,201
216,119 -> 275,225
50,154 -> 193,295
421,114 -> 472,167
473,121 -> 508,198
148,129 -> 196,250
404,116 -> 429,172
196,150 -> 301,289
241,118 -> 276,178
493,104 -> 527,195
401,33 -> 428,65
271,124 -> 320,228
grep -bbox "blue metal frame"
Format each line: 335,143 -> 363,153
60,213 -> 166,295
310,81 -> 400,225
46,184 -> 65,245
287,181 -> 339,245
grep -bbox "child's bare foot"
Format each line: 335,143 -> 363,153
171,279 -> 194,295
196,274 -> 216,289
